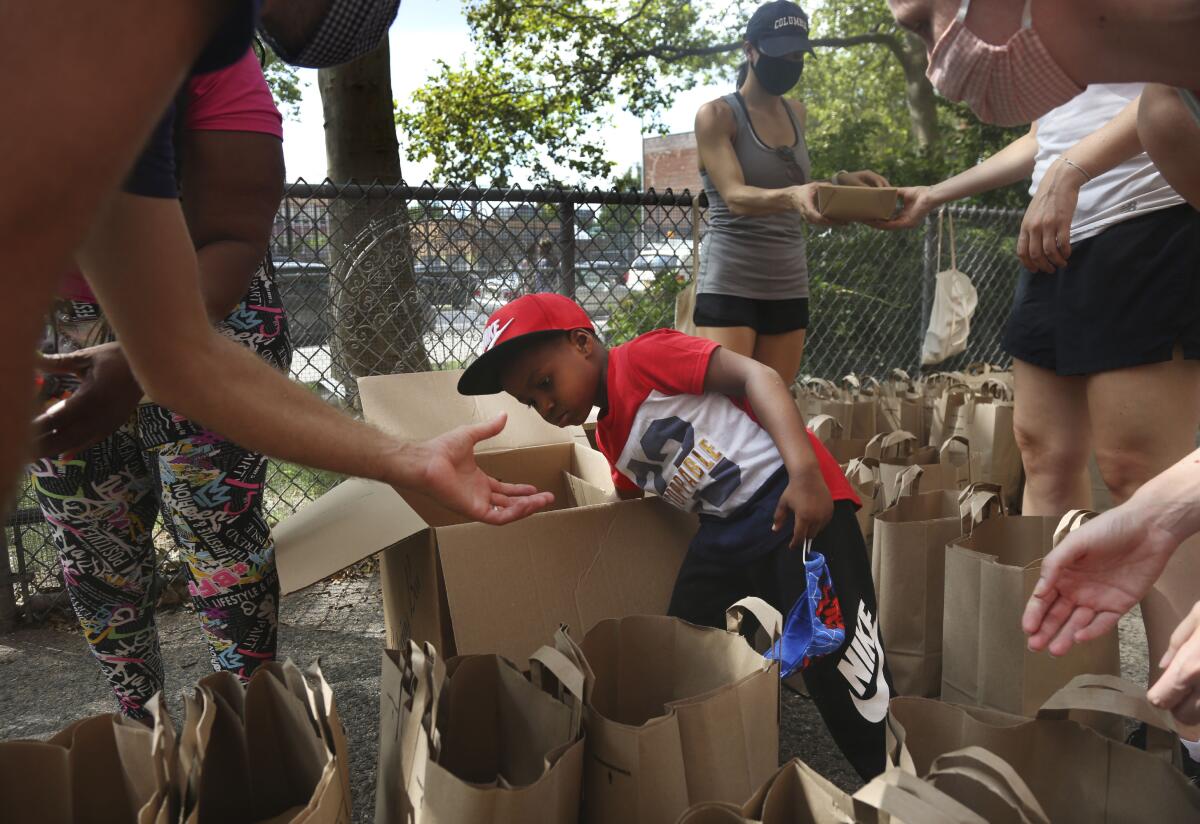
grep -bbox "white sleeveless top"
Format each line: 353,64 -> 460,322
1032,83 -> 1183,243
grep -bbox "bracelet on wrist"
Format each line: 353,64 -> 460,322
1059,157 -> 1093,183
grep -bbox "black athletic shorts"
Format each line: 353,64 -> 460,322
693,293 -> 809,335
1002,204 -> 1200,375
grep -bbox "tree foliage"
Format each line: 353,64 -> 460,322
398,0 -> 1028,206
257,41 -> 305,120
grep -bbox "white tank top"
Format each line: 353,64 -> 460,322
1032,83 -> 1183,243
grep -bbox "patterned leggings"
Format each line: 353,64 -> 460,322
30,270 -> 292,718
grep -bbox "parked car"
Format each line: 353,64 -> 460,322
624,239 -> 694,292
414,257 -> 479,309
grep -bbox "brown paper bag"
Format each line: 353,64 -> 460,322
843,457 -> 881,546
889,675 -> 1200,821
0,707 -> 168,824
837,375 -> 879,439
871,483 -> 1004,697
808,413 -> 871,464
376,637 -> 585,824
874,434 -> 978,507
561,598 -> 781,824
178,661 -> 350,824
796,378 -> 853,438
876,370 -> 926,443
941,510 -> 1121,715
929,383 -> 974,447
676,752 -> 1043,824
958,393 -> 1022,506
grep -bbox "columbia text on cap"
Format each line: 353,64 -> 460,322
746,0 -> 813,57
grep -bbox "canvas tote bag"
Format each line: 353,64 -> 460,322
922,210 -> 978,366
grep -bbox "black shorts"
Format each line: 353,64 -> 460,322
693,293 -> 808,335
1002,204 -> 1200,376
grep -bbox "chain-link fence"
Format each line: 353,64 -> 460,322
2,181 -> 1024,627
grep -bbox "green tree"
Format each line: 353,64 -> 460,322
398,0 -> 1027,206
258,43 -> 304,120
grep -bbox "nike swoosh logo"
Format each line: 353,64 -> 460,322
836,605 -> 889,723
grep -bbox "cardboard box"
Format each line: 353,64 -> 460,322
814,184 -> 899,221
273,370 -> 696,663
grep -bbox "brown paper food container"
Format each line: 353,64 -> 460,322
871,483 -> 1003,697
814,184 -> 899,221
375,635 -> 585,824
0,708 -> 168,824
561,599 -> 782,824
177,661 -> 350,824
675,750 -> 1046,824
889,675 -> 1200,822
941,510 -> 1120,716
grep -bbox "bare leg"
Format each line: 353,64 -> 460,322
694,325 -> 758,359
0,1 -> 229,502
752,329 -> 808,385
1088,349 -> 1200,737
1012,359 -> 1092,515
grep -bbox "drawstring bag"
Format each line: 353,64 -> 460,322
766,540 -> 846,677
921,210 -> 978,365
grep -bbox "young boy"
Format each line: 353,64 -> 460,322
458,293 -> 891,779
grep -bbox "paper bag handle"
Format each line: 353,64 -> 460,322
938,434 -> 971,467
855,768 -> 986,824
726,596 -> 783,656
802,377 -> 838,399
957,483 -> 1005,534
807,413 -> 843,443
529,645 -> 587,739
845,457 -> 880,487
1052,509 -> 1097,548
1036,674 -> 1181,766
924,747 -> 1051,824
865,430 -> 916,459
979,378 -> 1013,401
889,464 -> 924,507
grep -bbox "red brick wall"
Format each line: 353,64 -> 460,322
643,132 -> 701,196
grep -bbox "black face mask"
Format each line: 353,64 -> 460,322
751,53 -> 804,96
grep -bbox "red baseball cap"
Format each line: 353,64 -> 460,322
457,293 -> 595,395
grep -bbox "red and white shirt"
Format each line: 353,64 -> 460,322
595,329 -> 858,517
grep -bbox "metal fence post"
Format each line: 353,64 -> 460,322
919,210 -> 938,370
0,519 -> 17,633
558,198 -> 576,297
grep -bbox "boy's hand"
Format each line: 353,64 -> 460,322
774,469 -> 834,549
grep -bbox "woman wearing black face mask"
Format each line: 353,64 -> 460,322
691,0 -> 888,385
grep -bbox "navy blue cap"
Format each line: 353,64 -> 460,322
746,1 -> 813,57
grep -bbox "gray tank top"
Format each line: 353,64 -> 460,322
698,92 -> 811,300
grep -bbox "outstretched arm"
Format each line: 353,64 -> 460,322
873,126 -> 1038,230
1023,446 -> 1200,655
76,192 -> 552,524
